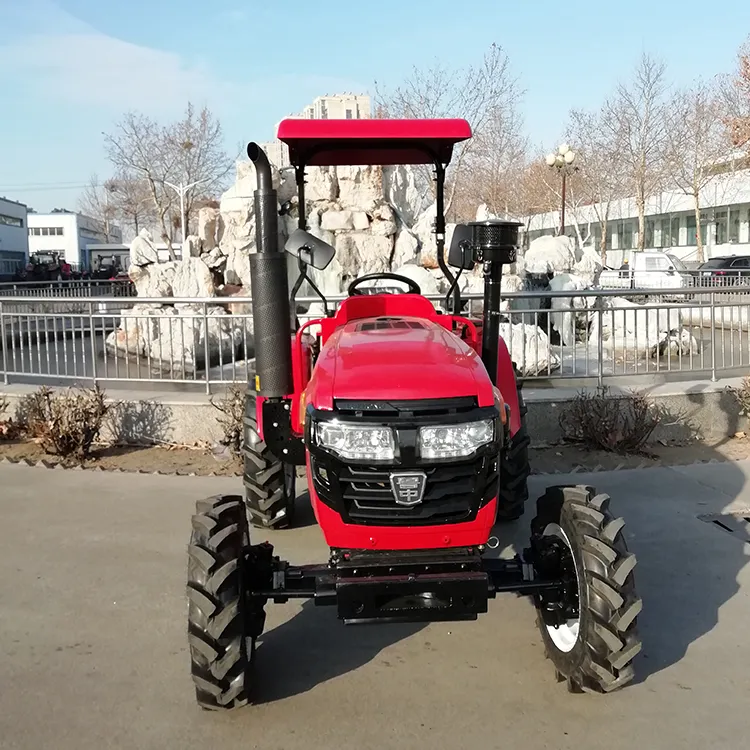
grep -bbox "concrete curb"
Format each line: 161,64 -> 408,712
0,450 -> 743,478
0,454 -> 242,477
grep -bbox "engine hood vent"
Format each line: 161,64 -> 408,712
354,318 -> 427,332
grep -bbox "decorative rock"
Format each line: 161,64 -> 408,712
147,306 -> 243,371
106,304 -> 178,357
371,204 -> 398,237
184,235 -> 202,258
128,262 -> 175,297
352,211 -> 370,230
498,322 -> 561,376
524,235 -> 577,275
129,229 -> 159,266
392,226 -> 420,269
201,247 -> 226,270
548,273 -> 589,347
337,165 -> 383,212
383,165 -> 424,227
591,296 -> 682,354
321,210 -> 354,231
198,207 -> 222,249
392,263 -> 441,295
171,257 -> 216,298
335,233 -> 392,276
305,166 -> 338,202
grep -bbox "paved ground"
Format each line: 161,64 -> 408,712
0,461 -> 748,750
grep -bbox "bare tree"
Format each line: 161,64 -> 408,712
78,175 -> 118,242
720,36 -> 750,151
77,173 -> 156,243
103,103 -> 232,258
461,104 -> 528,219
106,174 -> 157,241
374,44 -> 523,212
566,106 -> 628,262
664,80 -> 730,262
602,53 -> 669,250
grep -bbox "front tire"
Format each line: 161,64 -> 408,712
530,485 -> 642,693
243,391 -> 296,529
187,495 -> 262,710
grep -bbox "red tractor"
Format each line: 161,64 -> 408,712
186,119 -> 642,709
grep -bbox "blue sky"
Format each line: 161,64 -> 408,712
1,0 -> 748,212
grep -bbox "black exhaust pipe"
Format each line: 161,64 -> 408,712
247,142 -> 293,398
467,220 -> 522,384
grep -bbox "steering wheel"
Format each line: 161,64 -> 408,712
347,273 -> 421,296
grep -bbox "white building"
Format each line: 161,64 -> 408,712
523,156 -> 750,266
0,196 -> 29,279
261,93 -> 371,168
27,211 -> 123,270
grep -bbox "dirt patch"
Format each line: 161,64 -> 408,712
0,440 -> 243,476
530,435 -> 750,474
3,435 -> 750,477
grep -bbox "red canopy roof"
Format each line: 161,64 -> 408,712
276,118 -> 472,167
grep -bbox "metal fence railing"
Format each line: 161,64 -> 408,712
2,286 -> 750,392
0,279 -> 135,315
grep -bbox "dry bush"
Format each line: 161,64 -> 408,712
559,386 -> 659,454
731,376 -> 750,417
210,385 -> 245,454
0,396 -> 21,440
18,385 -> 109,460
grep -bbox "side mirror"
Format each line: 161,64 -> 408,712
448,224 -> 475,270
285,229 -> 335,270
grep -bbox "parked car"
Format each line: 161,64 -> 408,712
597,250 -> 694,294
695,255 -> 750,286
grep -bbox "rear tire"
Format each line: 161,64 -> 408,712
187,495 -> 263,710
530,485 -> 642,693
243,391 -> 296,529
496,364 -> 531,522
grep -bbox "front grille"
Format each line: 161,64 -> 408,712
313,456 -> 498,526
308,397 -> 500,527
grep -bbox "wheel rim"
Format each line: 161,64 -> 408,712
542,523 -> 581,653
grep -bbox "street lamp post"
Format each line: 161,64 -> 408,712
545,144 -> 577,236
164,179 -> 210,246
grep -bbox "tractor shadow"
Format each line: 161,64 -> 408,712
253,601 -> 425,703
526,405 -> 748,687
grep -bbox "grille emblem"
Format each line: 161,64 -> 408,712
390,472 -> 427,506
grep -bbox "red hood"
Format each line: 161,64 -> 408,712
306,317 -> 494,410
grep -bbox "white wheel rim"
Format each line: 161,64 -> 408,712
543,523 -> 581,653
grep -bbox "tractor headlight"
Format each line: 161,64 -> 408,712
419,419 -> 495,459
315,421 -> 395,461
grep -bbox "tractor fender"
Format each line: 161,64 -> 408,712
495,336 -> 522,437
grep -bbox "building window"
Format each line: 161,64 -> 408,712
669,216 -> 680,247
346,109 -> 353,119
645,220 -> 655,248
716,210 -> 728,244
617,221 -> 634,250
686,215 -> 697,246
729,209 -> 741,243
0,213 -> 24,228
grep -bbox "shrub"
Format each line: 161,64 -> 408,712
559,386 -> 659,454
210,385 -> 245,455
0,396 -> 20,440
18,385 -> 109,460
731,375 -> 750,417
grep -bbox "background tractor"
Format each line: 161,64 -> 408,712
186,118 -> 642,710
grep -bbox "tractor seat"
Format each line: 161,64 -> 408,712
332,294 -> 438,326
